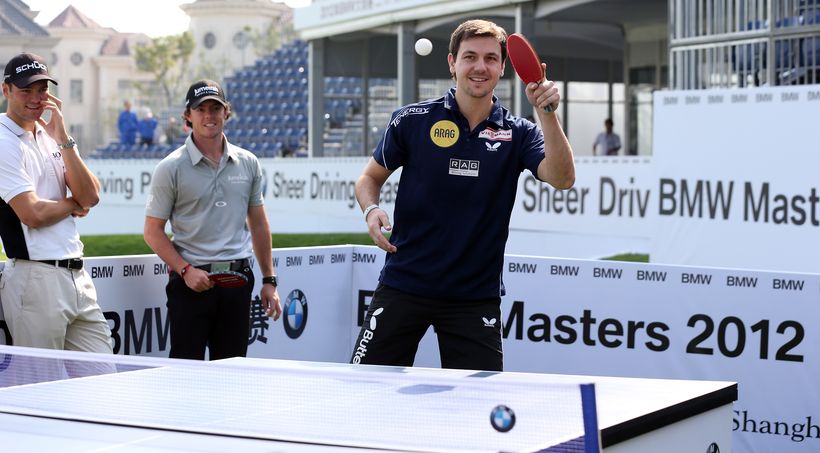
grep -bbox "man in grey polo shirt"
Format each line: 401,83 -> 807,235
144,79 -> 282,360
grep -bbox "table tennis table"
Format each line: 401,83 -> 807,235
0,345 -> 736,452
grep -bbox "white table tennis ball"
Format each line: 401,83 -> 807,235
415,38 -> 433,56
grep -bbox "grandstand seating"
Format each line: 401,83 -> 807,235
91,39 -> 405,159
732,10 -> 820,85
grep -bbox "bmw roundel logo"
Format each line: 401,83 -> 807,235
490,405 -> 516,432
283,289 -> 308,339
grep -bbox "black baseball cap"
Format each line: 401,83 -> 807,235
3,53 -> 58,88
185,79 -> 227,108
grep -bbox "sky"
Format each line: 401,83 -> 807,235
24,0 -> 311,38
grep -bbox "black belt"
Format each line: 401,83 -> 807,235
195,259 -> 251,272
34,258 -> 84,270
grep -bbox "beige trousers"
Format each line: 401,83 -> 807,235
0,259 -> 112,353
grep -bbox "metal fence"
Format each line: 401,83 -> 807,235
669,0 -> 820,88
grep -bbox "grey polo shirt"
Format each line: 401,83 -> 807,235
145,135 -> 264,264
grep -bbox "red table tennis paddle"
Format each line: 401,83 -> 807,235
507,33 -> 554,113
208,270 -> 249,288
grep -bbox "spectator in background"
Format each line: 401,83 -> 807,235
593,118 -> 621,156
117,100 -> 138,145
138,108 -> 158,146
164,117 -> 182,145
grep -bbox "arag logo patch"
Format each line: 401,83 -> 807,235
430,120 -> 459,148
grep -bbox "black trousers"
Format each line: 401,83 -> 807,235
350,283 -> 503,371
165,268 -> 254,360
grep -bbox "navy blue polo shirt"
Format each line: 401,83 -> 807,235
374,88 -> 545,299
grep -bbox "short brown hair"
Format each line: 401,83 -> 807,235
449,19 -> 508,62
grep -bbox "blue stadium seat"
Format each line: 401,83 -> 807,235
269,127 -> 285,141
294,113 -> 307,127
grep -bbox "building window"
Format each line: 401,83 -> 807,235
233,31 -> 249,49
70,52 -> 83,66
70,79 -> 83,103
204,32 -> 216,49
69,124 -> 83,148
117,80 -> 133,92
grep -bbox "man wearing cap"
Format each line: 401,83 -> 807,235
144,79 -> 282,360
0,53 -> 112,353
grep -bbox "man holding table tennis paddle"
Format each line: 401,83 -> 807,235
144,79 -> 281,361
352,20 -> 574,370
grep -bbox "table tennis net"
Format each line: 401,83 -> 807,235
0,345 -> 600,453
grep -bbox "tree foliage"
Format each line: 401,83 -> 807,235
134,32 -> 195,108
251,16 -> 296,58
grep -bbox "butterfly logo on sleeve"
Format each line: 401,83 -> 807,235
485,142 -> 501,151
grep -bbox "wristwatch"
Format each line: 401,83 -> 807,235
262,276 -> 278,287
58,136 -> 77,150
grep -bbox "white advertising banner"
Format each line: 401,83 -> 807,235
1,246 -> 818,451
81,157 -> 399,235
0,247 -> 355,362
651,85 -> 820,273
80,156 -> 653,259
508,157 -> 654,258
252,245 -> 354,361
495,256 -> 818,453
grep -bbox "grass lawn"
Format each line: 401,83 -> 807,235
82,233 -> 376,257
602,253 -> 649,262
1,234 -> 648,262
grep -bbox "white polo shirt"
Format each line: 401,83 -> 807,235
0,114 -> 83,260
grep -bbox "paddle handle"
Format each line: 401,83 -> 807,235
536,76 -> 554,113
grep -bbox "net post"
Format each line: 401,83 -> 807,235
580,383 -> 601,453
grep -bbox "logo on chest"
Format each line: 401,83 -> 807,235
430,120 -> 459,148
478,128 -> 512,141
227,174 -> 249,184
449,158 -> 479,177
